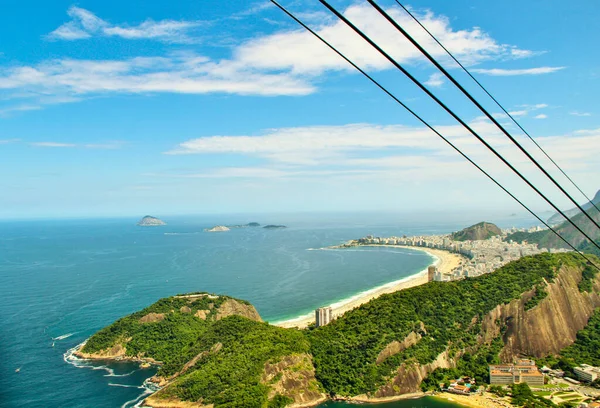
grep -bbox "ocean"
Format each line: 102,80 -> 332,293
0,213 -> 537,407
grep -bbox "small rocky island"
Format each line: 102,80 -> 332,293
205,225 -> 230,232
263,225 -> 287,229
137,215 -> 166,226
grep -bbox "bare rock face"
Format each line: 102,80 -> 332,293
142,395 -> 213,408
76,343 -> 128,360
261,353 -> 325,406
139,312 -> 166,323
481,266 -> 600,361
194,309 -> 210,320
215,299 -> 262,322
376,331 -> 422,364
376,349 -> 457,397
180,306 -> 192,314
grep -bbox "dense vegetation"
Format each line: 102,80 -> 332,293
81,252 -> 599,406
420,337 -> 504,390
82,293 -> 318,407
158,316 -> 314,407
524,283 -> 549,310
510,383 -> 555,407
83,293 -> 231,376
451,221 -> 501,241
578,264 -> 598,292
308,253 -> 585,397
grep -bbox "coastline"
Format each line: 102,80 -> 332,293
274,245 -> 466,329
435,392 -> 509,408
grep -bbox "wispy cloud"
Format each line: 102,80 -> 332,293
534,114 -> 548,119
46,6 -> 203,43
0,55 -> 315,103
570,111 -> 592,117
471,67 -> 565,76
424,73 -> 444,88
29,141 -> 124,149
0,138 -> 20,144
159,121 -> 600,186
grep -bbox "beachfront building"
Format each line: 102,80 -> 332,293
574,364 -> 600,383
428,266 -> 436,282
489,359 -> 544,386
315,306 -> 333,327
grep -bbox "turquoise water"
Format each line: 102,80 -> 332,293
0,214 -> 534,407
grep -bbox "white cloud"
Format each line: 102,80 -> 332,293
6,4 -> 542,112
236,4 -> 537,75
0,55 -> 315,102
570,111 -> 591,117
534,114 -> 547,119
471,67 -> 565,76
161,122 -> 600,191
424,72 -> 444,87
46,6 -> 201,43
0,138 -> 20,144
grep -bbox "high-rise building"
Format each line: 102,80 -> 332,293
315,306 -> 333,327
428,266 -> 437,282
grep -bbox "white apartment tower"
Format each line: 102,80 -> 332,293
315,306 -> 333,327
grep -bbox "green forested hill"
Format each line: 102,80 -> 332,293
79,253 -> 597,407
451,221 -> 501,241
308,253 -> 583,396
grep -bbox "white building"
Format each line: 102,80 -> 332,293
574,365 -> 600,383
315,307 -> 333,327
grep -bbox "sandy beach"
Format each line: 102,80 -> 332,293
435,392 -> 511,408
274,245 -> 466,329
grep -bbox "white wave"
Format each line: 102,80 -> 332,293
109,383 -> 145,389
124,378 -> 161,408
65,340 -> 160,408
105,370 -> 136,378
53,333 -> 74,341
63,341 -> 115,376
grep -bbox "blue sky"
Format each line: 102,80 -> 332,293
1,0 -> 599,219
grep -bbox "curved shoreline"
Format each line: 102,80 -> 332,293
274,245 -> 465,329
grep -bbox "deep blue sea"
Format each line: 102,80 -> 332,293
0,212 -> 538,407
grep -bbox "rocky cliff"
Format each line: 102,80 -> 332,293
369,259 -> 600,398
481,265 -> 600,361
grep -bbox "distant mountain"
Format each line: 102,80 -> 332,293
548,189 -> 600,225
137,215 -> 166,226
508,208 -> 600,251
450,221 -> 501,241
